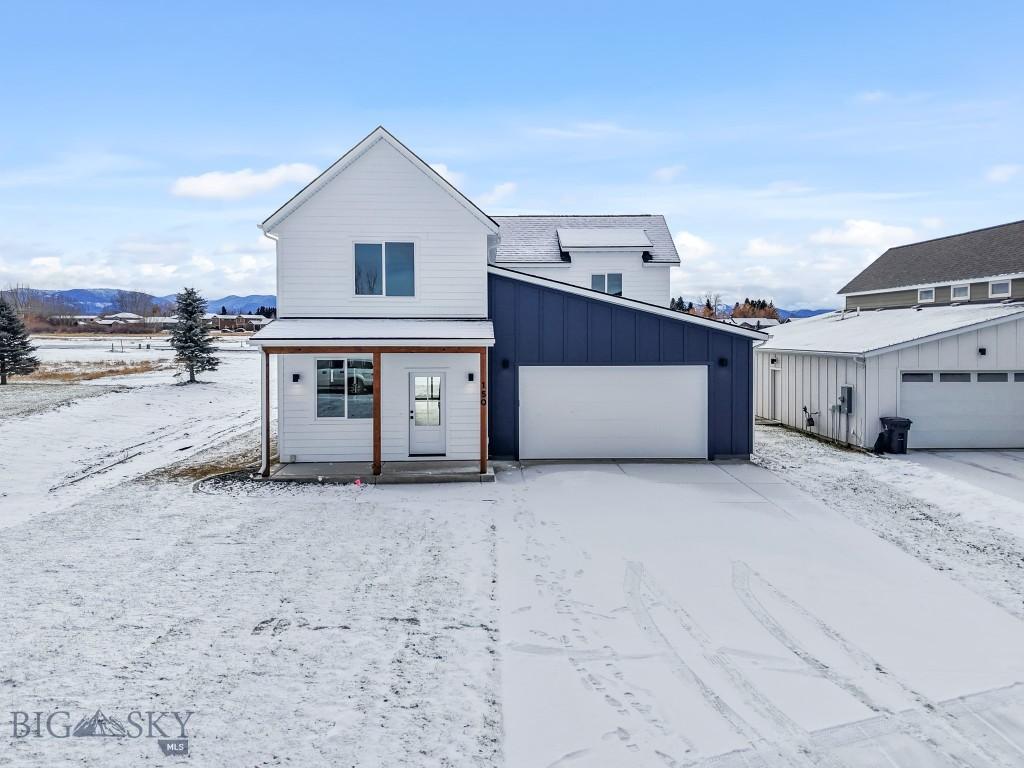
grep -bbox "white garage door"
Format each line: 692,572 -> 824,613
900,371 -> 1024,449
518,365 -> 708,459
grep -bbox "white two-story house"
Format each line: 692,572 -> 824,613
249,127 -> 764,479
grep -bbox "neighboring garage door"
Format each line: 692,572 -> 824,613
518,365 -> 708,459
900,371 -> 1024,449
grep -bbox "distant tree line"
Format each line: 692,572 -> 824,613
669,293 -> 779,320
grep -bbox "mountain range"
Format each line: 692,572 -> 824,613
11,288 -> 276,314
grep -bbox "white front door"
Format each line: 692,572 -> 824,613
409,372 -> 446,455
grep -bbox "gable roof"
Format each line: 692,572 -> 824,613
839,219 -> 1024,295
260,126 -> 500,235
488,265 -> 766,340
492,215 -> 680,265
758,302 -> 1024,356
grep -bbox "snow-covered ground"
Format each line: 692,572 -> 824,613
3,339 -> 1024,766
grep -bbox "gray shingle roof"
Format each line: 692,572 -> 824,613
839,219 -> 1024,294
493,215 -> 680,264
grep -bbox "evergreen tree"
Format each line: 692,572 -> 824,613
220,305 -> 228,316
171,288 -> 220,383
0,297 -> 40,385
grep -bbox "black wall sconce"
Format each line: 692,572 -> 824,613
501,358 -> 510,369
718,357 -> 729,367
292,373 -> 301,383
978,347 -> 987,356
467,372 -> 475,382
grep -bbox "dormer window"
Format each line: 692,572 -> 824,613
989,280 -> 1011,299
591,273 -> 623,296
917,288 -> 935,303
355,242 -> 415,296
951,284 -> 970,301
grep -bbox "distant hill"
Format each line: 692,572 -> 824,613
7,288 -> 275,315
777,308 -> 834,320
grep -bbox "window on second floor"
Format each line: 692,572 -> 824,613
990,280 -> 1012,299
951,284 -> 970,301
355,242 -> 415,296
591,273 -> 623,296
917,287 -> 935,303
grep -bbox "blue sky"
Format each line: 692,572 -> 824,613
2,1 -> 1022,308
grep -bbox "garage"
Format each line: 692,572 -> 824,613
900,371 -> 1024,449
518,365 -> 708,459
487,267 -> 764,460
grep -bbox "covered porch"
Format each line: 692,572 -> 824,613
249,318 -> 494,481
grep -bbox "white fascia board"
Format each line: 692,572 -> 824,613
248,337 -> 495,348
756,347 -> 864,359
862,310 -> 1024,357
493,261 -> 572,268
488,265 -> 768,341
260,127 -> 499,235
842,271 -> 1024,297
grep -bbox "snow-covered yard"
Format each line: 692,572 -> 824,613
2,338 -> 1024,766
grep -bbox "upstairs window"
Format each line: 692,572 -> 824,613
355,242 -> 415,296
951,284 -> 970,301
989,280 -> 1011,299
917,288 -> 935,303
591,273 -> 623,296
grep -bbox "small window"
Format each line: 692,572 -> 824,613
316,358 -> 375,418
989,280 -> 1011,298
590,273 -> 623,296
977,372 -> 1008,383
939,372 -> 971,383
355,242 -> 415,296
951,284 -> 970,301
902,372 -> 933,383
917,288 -> 935,303
1015,372 -> 1024,382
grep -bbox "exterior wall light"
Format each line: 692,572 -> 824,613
292,373 -> 301,382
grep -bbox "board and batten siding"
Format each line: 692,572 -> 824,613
509,252 -> 672,307
276,352 -> 481,462
487,272 -> 756,459
755,315 -> 1024,449
272,138 -> 491,319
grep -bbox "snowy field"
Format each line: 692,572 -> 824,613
2,338 -> 1024,766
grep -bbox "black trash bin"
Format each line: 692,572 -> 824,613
879,416 -> 913,454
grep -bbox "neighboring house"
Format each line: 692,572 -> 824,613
248,127 -> 765,477
723,317 -> 783,331
212,314 -> 267,331
756,306 -> 1024,449
490,215 -> 679,306
103,312 -> 144,323
839,219 -> 1024,310
144,316 -> 179,327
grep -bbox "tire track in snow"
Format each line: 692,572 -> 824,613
732,561 -> 1017,768
624,562 -> 828,768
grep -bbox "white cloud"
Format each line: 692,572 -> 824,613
920,216 -> 943,229
652,165 -> 685,183
673,231 -> 714,259
985,164 -> 1021,183
430,163 -> 465,187
171,163 -> 319,200
744,238 -> 793,257
29,256 -> 62,271
531,122 -> 638,140
809,219 -> 914,249
477,181 -> 517,206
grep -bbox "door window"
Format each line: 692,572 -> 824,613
413,375 -> 442,426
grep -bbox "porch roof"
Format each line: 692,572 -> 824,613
248,318 -> 495,347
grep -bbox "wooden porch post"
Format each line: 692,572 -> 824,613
259,348 -> 271,477
372,349 -> 382,475
479,347 -> 488,475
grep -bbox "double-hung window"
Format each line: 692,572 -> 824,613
591,273 -> 623,296
316,358 -> 375,418
354,242 -> 415,296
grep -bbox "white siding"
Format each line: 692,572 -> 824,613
511,251 -> 671,307
276,352 -> 481,462
755,316 -> 1024,450
273,139 -> 491,318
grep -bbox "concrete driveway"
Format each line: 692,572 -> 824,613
898,450 -> 1024,504
496,461 -> 1024,766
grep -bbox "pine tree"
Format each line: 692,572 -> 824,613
171,288 -> 220,383
220,305 -> 228,316
0,297 -> 40,384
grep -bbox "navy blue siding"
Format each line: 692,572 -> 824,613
487,273 -> 756,459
